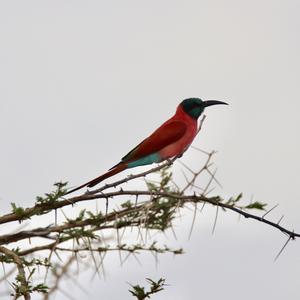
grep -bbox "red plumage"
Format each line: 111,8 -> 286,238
65,104 -> 199,195
120,120 -> 187,163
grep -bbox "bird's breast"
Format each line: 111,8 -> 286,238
159,120 -> 197,159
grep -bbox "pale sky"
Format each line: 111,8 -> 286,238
0,1 -> 300,299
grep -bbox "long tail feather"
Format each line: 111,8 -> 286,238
65,163 -> 127,195
87,163 -> 126,187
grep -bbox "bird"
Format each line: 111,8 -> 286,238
66,98 -> 227,195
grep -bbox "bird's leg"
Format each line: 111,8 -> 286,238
165,158 -> 173,165
166,154 -> 181,165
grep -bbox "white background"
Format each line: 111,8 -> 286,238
0,1 -> 300,299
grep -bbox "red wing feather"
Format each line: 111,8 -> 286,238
121,120 -> 187,163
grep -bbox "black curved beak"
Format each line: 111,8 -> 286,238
203,100 -> 228,107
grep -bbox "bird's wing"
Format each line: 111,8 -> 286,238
121,120 -> 187,163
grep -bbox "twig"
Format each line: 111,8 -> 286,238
44,255 -> 75,300
1,191 -> 299,246
0,246 -> 30,300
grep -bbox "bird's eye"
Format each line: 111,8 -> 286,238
191,103 -> 199,109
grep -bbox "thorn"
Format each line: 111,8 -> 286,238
206,167 -> 222,188
262,204 -> 279,219
191,146 -> 210,156
65,197 -> 75,205
200,201 -> 206,212
132,253 -> 142,266
105,198 -> 109,217
177,160 -> 196,175
170,225 -> 178,240
54,209 -> 57,226
277,215 -> 284,225
188,203 -> 198,240
120,252 -> 131,267
212,205 -> 219,235
116,228 -> 123,266
274,233 -> 293,261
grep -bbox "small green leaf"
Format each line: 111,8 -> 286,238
245,201 -> 267,210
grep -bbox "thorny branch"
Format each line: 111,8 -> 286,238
1,189 -> 299,246
43,255 -> 75,300
0,115 -> 299,299
0,246 -> 30,300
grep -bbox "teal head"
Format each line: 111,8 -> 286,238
180,98 -> 228,119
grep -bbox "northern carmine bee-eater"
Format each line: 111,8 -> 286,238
66,98 -> 227,195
